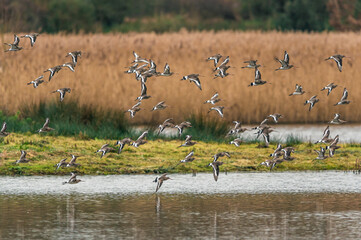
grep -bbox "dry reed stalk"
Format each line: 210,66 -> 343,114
0,31 -> 360,124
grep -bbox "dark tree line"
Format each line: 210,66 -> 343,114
0,0 -> 360,33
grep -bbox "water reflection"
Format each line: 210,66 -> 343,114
1,193 -> 361,239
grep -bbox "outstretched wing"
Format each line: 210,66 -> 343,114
43,118 -> 50,128
1,122 -> 7,132
185,151 -> 194,159
341,88 -> 348,101
137,131 -> 148,141
211,92 -> 219,101
284,51 -> 289,65
255,68 -> 261,82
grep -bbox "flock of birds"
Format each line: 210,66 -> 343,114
3,33 -> 351,192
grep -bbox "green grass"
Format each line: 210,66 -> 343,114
0,133 -> 360,176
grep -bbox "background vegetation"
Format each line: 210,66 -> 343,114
2,0 -> 361,33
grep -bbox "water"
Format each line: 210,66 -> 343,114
159,124 -> 361,143
1,172 -> 361,239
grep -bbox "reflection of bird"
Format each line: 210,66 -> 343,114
52,88 -> 71,102
154,173 -> 171,192
325,54 -> 346,72
304,95 -> 319,111
27,75 -> 44,88
321,83 -> 337,96
38,118 -> 55,133
334,88 -> 350,106
329,113 -> 346,124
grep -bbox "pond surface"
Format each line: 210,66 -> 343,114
1,172 -> 361,239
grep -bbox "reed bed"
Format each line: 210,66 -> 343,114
1,31 -> 361,124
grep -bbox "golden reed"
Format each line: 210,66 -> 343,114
0,31 -> 359,124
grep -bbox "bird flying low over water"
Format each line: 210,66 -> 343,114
304,95 -> 319,111
181,74 -> 202,90
154,173 -> 171,193
325,54 -> 348,72
314,126 -> 332,144
62,172 -> 82,185
334,88 -> 350,106
329,113 -> 346,125
209,160 -> 224,182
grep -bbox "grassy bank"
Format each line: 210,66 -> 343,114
0,133 -> 360,176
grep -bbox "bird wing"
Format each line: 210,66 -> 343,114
189,78 -> 202,90
185,135 -> 192,142
284,51 -> 289,65
211,163 -> 219,181
132,101 -> 142,109
137,131 -> 148,141
341,88 -> 348,101
13,34 -> 20,45
211,92 -> 219,101
185,151 -> 194,159
156,179 -> 163,192
330,135 -> 339,146
255,68 -> 261,81
323,126 -> 330,139
1,122 -> 7,132
43,118 -> 50,128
